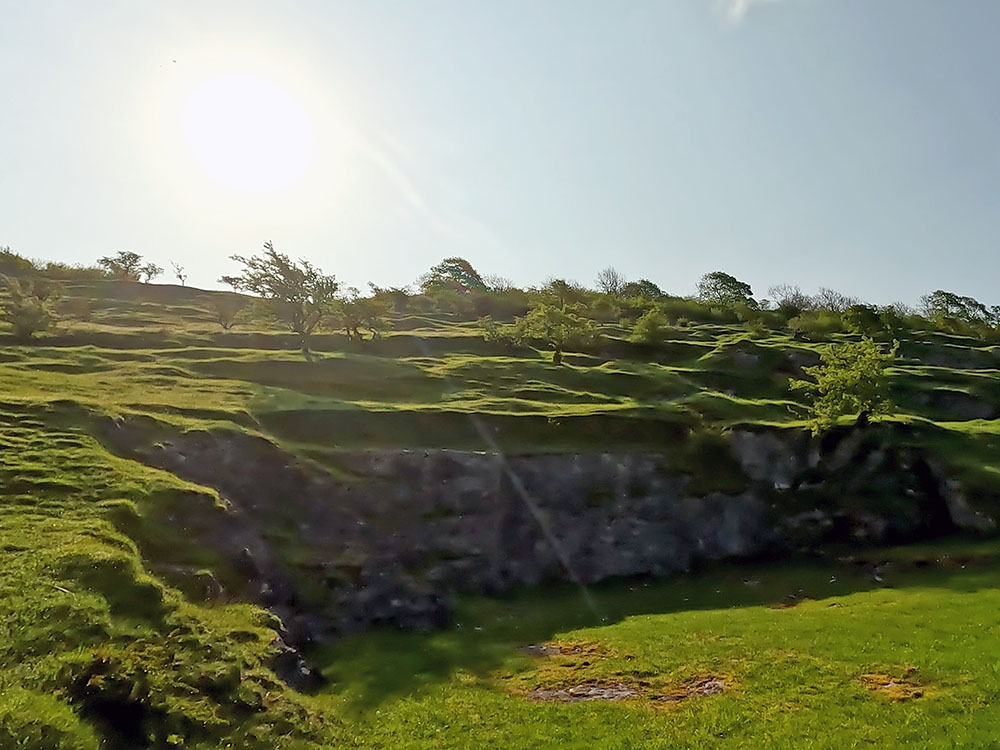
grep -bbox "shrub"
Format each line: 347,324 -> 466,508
0,246 -> 37,276
787,310 -> 845,338
630,308 -> 670,344
1,275 -> 60,340
207,294 -> 248,330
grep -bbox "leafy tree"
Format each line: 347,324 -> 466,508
791,337 -> 897,434
630,308 -> 670,344
0,275 -> 60,340
368,283 -> 411,313
537,278 -> 589,309
478,315 -> 519,349
620,279 -> 664,299
843,304 -> 883,336
221,241 -> 338,359
697,271 -> 755,307
171,261 -> 188,286
334,288 -> 391,341
98,251 -> 144,281
920,290 -> 992,325
208,293 -> 247,331
140,263 -> 163,283
596,266 -> 626,296
508,303 -> 598,365
419,257 -> 487,293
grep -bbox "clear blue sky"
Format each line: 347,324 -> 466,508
2,0 -> 998,305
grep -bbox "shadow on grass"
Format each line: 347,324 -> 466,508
309,536 -> 1000,713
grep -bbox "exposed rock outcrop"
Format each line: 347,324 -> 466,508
96,418 -> 988,652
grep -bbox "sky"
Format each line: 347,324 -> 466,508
1,0 -> 998,305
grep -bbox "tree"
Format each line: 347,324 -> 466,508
478,315 -> 518,349
791,337 -> 897,434
596,266 -> 626,296
1,275 -> 60,340
419,257 -> 487,293
221,241 -> 338,359
98,251 -> 144,281
171,261 -> 188,286
208,293 -> 247,331
843,304 -> 883,336
620,279 -> 664,299
768,284 -> 813,315
334,288 -> 391,341
368,283 -> 411,313
920,290 -> 991,325
484,274 -> 516,293
538,278 -> 589,309
507,303 -> 599,365
630,308 -> 670,344
814,287 -> 857,313
140,263 -> 163,283
697,271 -> 755,307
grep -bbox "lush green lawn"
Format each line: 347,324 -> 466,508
315,546 -> 1000,748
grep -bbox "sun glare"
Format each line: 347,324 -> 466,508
180,74 -> 315,193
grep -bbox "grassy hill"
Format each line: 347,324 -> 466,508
2,276 -> 1000,748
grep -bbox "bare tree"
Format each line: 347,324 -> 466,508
814,287 -> 858,313
171,261 -> 188,287
768,284 -> 813,313
484,274 -> 516,293
596,266 -> 626,296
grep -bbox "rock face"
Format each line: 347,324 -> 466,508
96,418 -> 984,649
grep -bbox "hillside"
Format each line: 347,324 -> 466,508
3,276 -> 1000,748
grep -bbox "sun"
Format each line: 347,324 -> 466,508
180,74 -> 315,192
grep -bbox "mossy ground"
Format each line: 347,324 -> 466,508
2,280 -> 1000,746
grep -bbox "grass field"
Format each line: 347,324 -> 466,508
2,279 -> 1000,747
315,541 -> 1000,748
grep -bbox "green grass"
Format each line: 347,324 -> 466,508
313,543 -> 1000,748
3,280 -> 1000,746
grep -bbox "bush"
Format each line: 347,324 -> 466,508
59,297 -> 95,323
630,308 -> 670,344
40,262 -> 109,281
787,310 -> 845,338
1,275 -> 60,340
0,246 -> 37,276
207,294 -> 248,331
470,289 -> 531,320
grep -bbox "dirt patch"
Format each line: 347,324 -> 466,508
520,640 -> 608,658
651,676 -> 727,704
860,670 -> 924,701
523,674 -> 728,706
770,597 -> 808,610
528,682 -> 641,703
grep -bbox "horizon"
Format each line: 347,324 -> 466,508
3,1 -> 999,307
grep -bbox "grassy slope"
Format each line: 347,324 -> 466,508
2,279 -> 1000,747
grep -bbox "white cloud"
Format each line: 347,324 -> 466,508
713,0 -> 783,23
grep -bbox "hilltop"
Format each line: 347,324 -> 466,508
2,252 -> 1000,748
